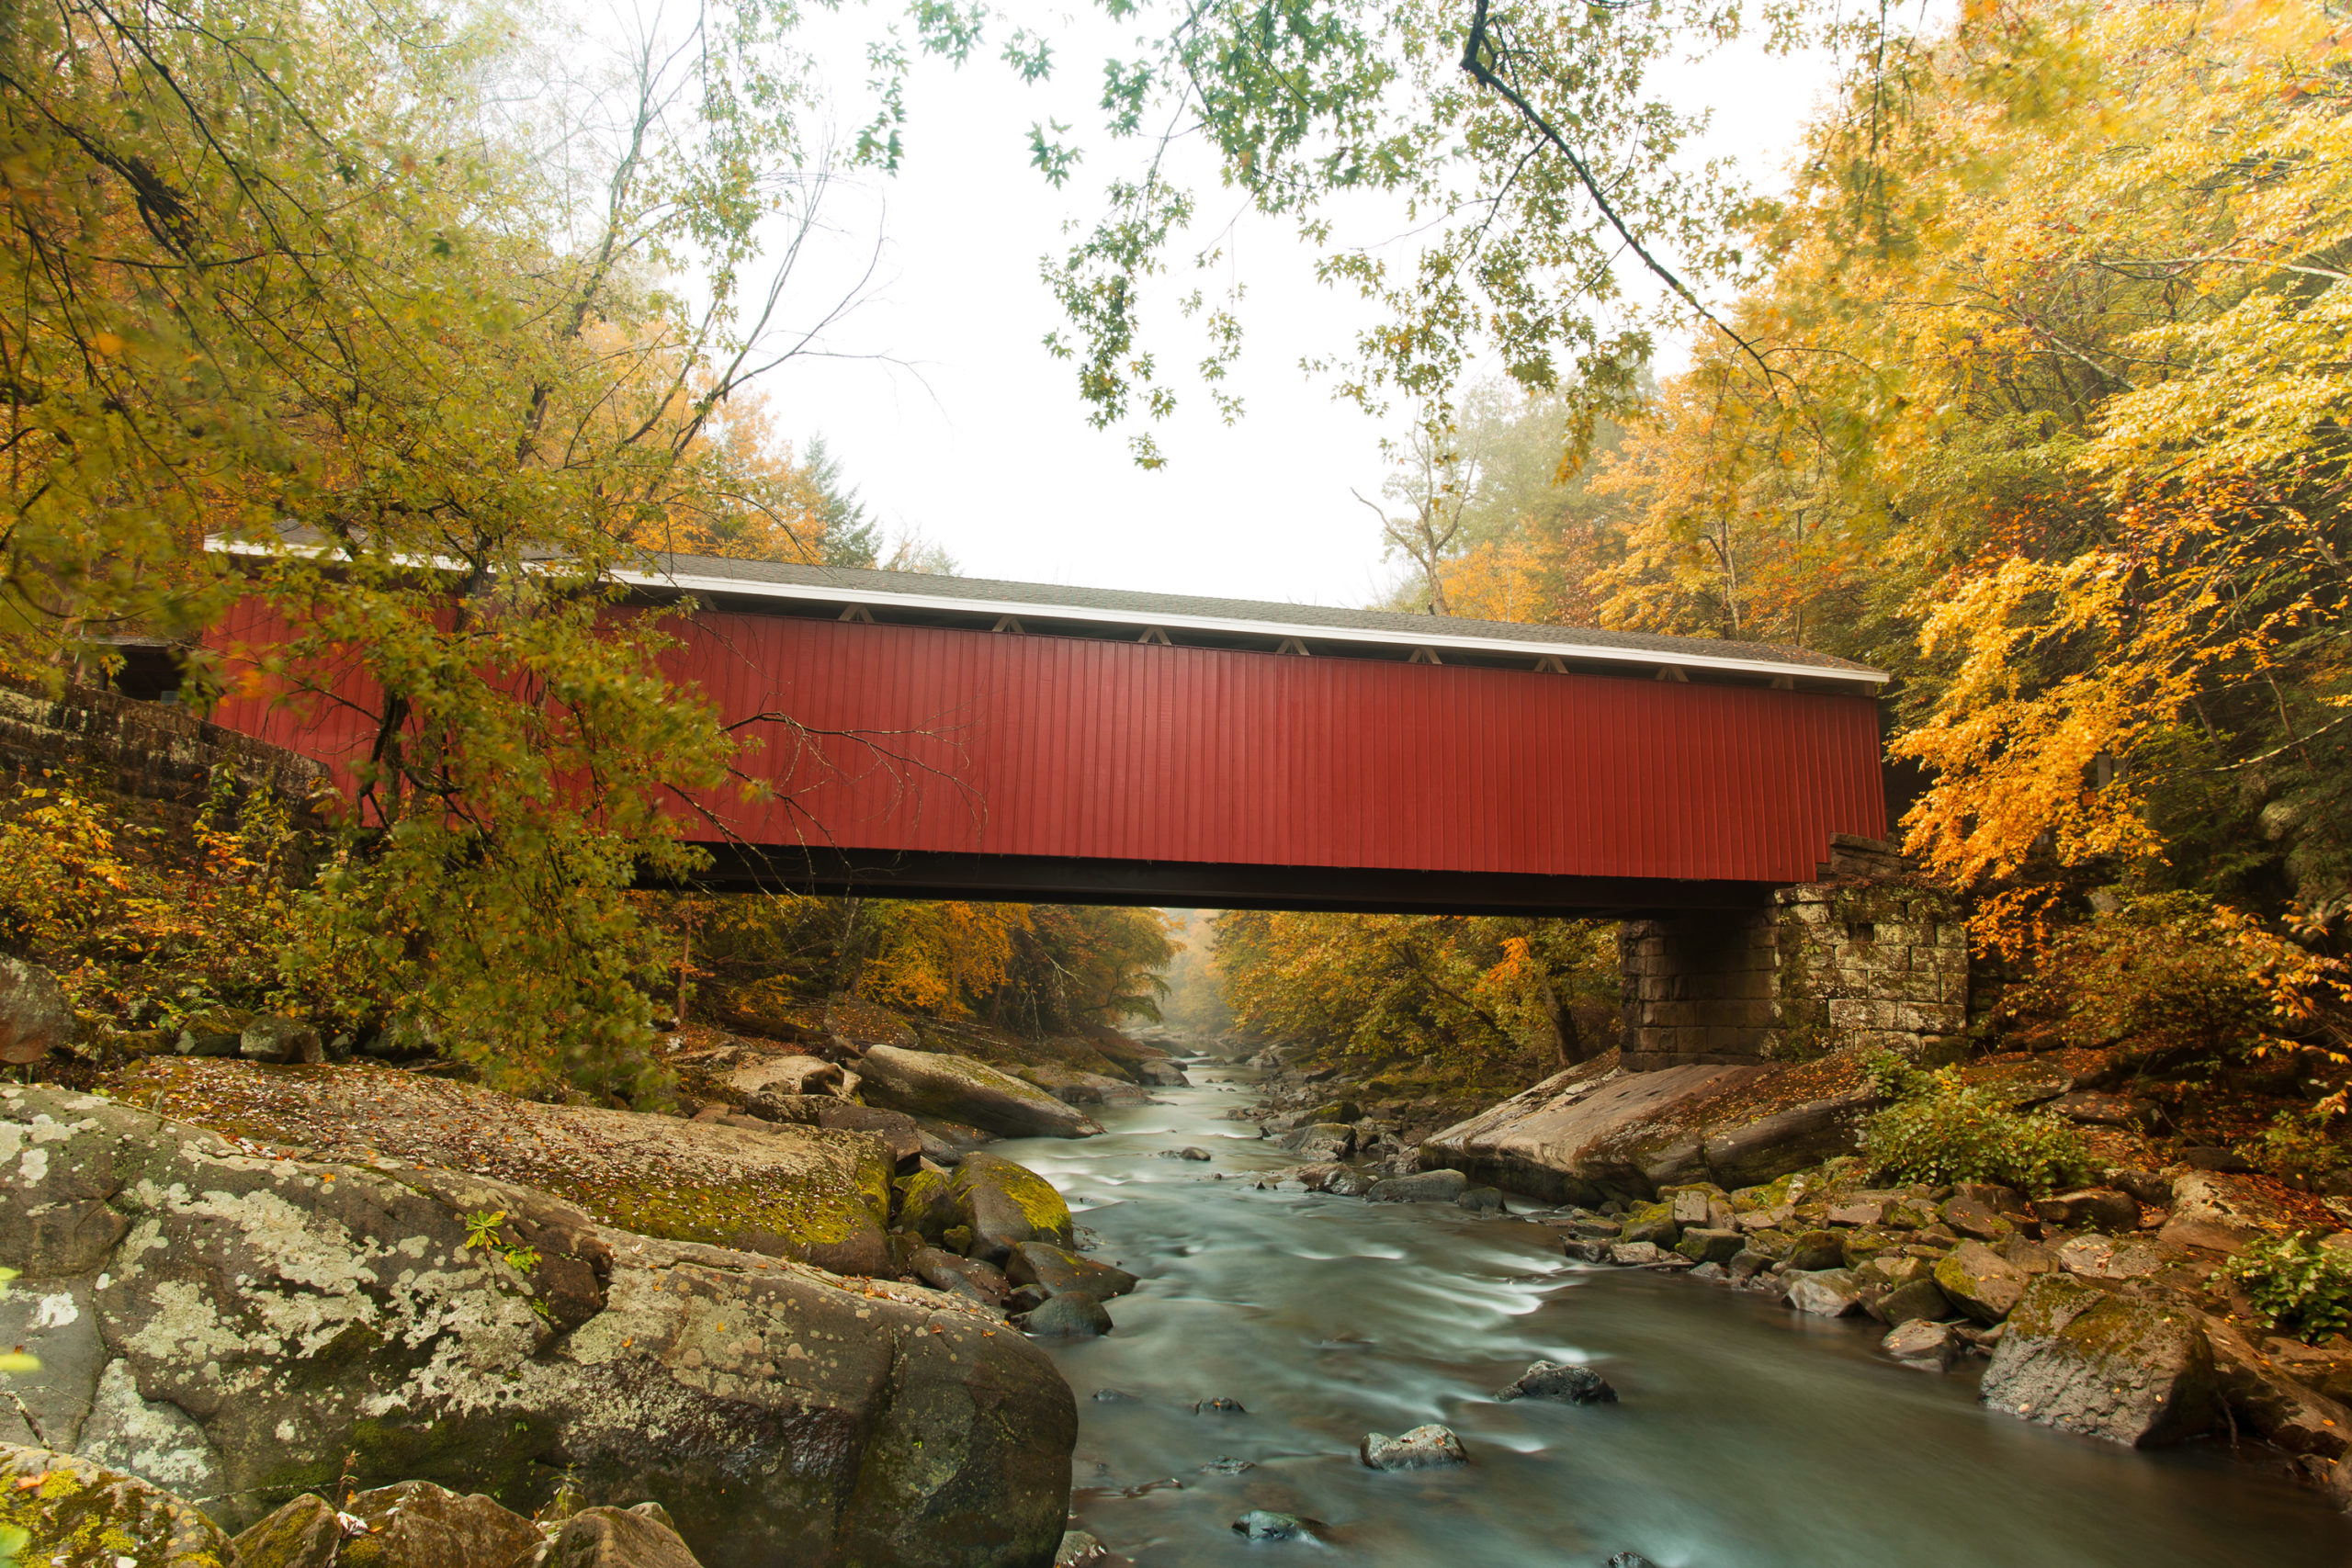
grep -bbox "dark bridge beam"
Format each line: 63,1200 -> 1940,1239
663,844 -> 1779,918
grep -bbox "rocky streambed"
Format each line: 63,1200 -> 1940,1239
1001,1063 -> 2352,1567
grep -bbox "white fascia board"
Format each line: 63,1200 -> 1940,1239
616,567 -> 1890,689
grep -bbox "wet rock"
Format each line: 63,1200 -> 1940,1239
1562,1237 -> 1613,1263
1606,1556 -> 1657,1568
1936,1241 -> 2029,1324
237,1014 -> 323,1066
0,1084 -> 1075,1568
858,1044 -> 1104,1138
1619,1207 -> 1679,1247
1609,1241 -> 1668,1266
1784,1269 -> 1863,1317
1456,1186 -> 1504,1212
1368,1168 -> 1470,1203
1883,1319 -> 1962,1371
1200,1456 -> 1256,1474
2032,1189 -> 2141,1233
545,1504 -> 706,1568
898,1149 -> 1078,1262
1193,1398 -> 1248,1415
910,1246 -> 1013,1305
1360,1423 -> 1466,1471
1981,1274 -> 2220,1447
1496,1360 -> 1617,1404
1054,1529 -> 1114,1566
1279,1122 -> 1356,1160
1727,1249 -> 1773,1283
1136,1060 -> 1190,1088
1007,1241 -> 1138,1301
0,958 -> 74,1065
1159,1146 -> 1213,1161
1092,1388 -> 1139,1403
1021,1291 -> 1113,1337
1675,1227 -> 1744,1264
1232,1511 -> 1326,1542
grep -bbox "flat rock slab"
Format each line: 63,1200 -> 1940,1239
1422,1065 -> 1763,1202
106,1058 -> 897,1276
859,1046 -> 1104,1139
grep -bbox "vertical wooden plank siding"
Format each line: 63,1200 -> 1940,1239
206,604 -> 1886,883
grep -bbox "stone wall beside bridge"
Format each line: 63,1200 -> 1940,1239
1619,833 -> 1968,1070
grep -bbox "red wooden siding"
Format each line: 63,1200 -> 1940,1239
207,601 -> 1885,885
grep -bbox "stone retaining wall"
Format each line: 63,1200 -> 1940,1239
0,673 -> 327,819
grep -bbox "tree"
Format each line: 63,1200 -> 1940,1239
2,0 -> 874,1095
808,436 -> 886,568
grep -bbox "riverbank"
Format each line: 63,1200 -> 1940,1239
1005,1061 -> 2352,1567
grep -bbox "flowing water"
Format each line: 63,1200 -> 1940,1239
990,1063 -> 2352,1568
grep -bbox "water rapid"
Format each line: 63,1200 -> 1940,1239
990,1064 -> 2350,1568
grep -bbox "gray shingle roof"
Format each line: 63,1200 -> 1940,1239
628,551 -> 1887,685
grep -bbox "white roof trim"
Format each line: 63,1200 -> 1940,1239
615,566 -> 1889,688
200,538 -> 1886,688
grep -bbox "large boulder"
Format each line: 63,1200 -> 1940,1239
897,1151 -> 1078,1261
1699,1087 -> 1883,1190
0,1440 -> 237,1565
276,1479 -> 541,1568
1014,1065 -> 1149,1108
1420,1063 -> 1764,1203
237,1015 -> 322,1066
1368,1168 -> 1469,1204
725,1052 -> 850,1107
1980,1274 -> 2219,1447
2197,1312 -> 2352,1461
857,1046 -> 1104,1139
0,1084 -> 1076,1568
1278,1122 -> 1354,1160
0,957 -> 74,1065
111,1059 -> 897,1276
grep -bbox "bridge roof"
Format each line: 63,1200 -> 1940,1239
617,552 -> 1888,691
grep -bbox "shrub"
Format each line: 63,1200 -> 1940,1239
2247,1111 -> 2346,1187
2225,1233 -> 2352,1344
1860,1066 -> 2095,1194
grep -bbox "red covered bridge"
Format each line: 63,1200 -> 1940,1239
208,554 -> 1890,914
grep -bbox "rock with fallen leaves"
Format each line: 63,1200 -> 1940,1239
103,1058 -> 897,1276
0,1084 -> 1077,1568
0,1440 -> 238,1566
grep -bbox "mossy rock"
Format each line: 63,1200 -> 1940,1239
896,1151 -> 1074,1262
0,1442 -> 237,1567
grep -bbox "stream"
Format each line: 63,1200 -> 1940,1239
989,1062 -> 2352,1567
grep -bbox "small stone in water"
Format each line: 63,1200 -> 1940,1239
1360,1423 -> 1467,1470
1157,1145 -> 1213,1161
1092,1388 -> 1139,1402
1233,1510 -> 1325,1542
1201,1456 -> 1256,1473
1194,1397 -> 1248,1414
1020,1291 -> 1112,1337
1496,1360 -> 1617,1404
1608,1555 -> 1658,1568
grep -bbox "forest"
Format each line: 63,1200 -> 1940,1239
1,0 -> 2346,1123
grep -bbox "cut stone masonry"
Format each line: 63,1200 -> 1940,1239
1619,833 -> 1967,1070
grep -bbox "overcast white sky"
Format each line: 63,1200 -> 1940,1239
744,14 -> 1860,608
